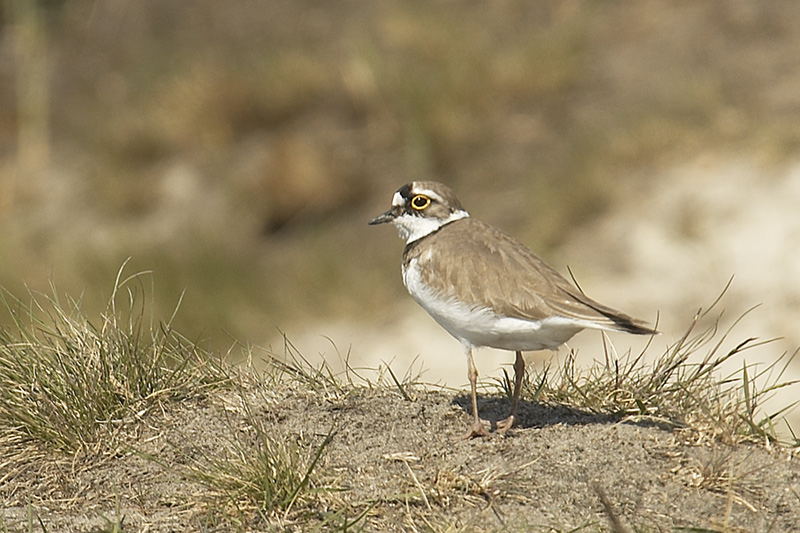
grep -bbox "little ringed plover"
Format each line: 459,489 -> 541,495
369,181 -> 657,438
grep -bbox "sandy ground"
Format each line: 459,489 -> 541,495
3,385 -> 799,532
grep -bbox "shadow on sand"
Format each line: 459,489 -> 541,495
451,393 -> 674,434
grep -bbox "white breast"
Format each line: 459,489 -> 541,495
402,257 -> 585,351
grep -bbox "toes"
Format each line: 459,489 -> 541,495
496,415 -> 515,434
460,421 -> 491,439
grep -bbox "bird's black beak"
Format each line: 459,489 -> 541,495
368,209 -> 397,225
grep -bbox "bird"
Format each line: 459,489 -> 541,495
369,181 -> 657,438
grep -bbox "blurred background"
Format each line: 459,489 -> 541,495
2,1 -> 800,411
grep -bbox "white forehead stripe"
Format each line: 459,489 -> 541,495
392,185 -> 446,208
413,188 -> 444,203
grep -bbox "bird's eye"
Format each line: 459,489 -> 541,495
411,194 -> 431,210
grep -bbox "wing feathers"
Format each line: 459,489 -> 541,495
407,218 -> 656,334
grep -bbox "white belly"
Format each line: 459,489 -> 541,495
403,258 -> 584,351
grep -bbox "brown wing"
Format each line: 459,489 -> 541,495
410,218 -> 655,334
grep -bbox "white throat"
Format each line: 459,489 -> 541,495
392,210 -> 469,243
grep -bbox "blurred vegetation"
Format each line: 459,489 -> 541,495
1,1 -> 800,349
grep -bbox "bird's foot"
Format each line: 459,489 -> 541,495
460,420 -> 491,439
495,415 -> 515,435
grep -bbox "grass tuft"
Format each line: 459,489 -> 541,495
0,263 -> 229,454
166,372 -> 337,526
514,289 -> 800,447
179,425 -> 334,521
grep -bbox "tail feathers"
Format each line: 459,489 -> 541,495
611,316 -> 658,336
555,285 -> 658,336
579,296 -> 658,336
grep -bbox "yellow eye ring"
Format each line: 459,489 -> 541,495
411,194 -> 431,210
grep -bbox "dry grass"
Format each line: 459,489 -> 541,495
499,285 -> 800,449
170,413 -> 334,527
0,271 -> 340,531
0,264 -> 229,455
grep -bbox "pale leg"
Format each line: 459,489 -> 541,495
497,351 -> 524,433
463,344 -> 489,438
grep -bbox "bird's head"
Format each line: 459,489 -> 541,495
368,181 -> 469,243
